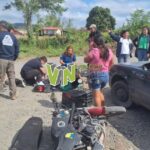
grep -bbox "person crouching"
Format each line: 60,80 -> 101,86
20,56 -> 47,85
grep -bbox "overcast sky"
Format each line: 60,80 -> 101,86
0,0 -> 150,28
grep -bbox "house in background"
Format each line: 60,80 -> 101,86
39,27 -> 63,36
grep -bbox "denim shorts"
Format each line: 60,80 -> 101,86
88,72 -> 109,90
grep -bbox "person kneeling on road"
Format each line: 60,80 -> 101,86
20,56 -> 47,85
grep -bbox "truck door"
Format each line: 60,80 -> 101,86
132,69 -> 150,109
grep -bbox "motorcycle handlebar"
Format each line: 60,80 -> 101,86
86,106 -> 126,117
69,103 -> 76,124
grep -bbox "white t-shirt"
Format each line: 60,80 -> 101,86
120,38 -> 132,54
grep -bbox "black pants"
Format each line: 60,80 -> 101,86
21,69 -> 42,85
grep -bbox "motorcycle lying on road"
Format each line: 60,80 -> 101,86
50,94 -> 126,150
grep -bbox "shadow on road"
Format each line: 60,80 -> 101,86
104,87 -> 150,150
0,94 -> 10,100
38,127 -> 53,150
38,100 -> 54,109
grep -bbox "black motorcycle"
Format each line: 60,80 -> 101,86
50,94 -> 126,150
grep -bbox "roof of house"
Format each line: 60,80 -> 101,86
42,27 -> 61,31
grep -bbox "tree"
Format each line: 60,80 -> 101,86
120,9 -> 150,38
86,6 -> 116,31
44,15 -> 61,27
5,0 -> 65,41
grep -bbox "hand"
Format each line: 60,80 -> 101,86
147,53 -> 150,58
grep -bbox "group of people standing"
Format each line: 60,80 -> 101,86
84,24 -> 150,107
0,21 -> 150,106
109,27 -> 150,63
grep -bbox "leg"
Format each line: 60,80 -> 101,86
100,72 -> 109,106
24,69 -> 42,85
0,59 -> 7,92
137,50 -> 143,61
7,61 -> 16,99
118,55 -> 124,63
124,54 -> 130,63
143,51 -> 148,61
89,72 -> 108,107
92,90 -> 104,107
117,56 -> 121,63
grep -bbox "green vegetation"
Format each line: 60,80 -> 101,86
116,9 -> 150,38
19,30 -> 89,59
86,6 -> 116,31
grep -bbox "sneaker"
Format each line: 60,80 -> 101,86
21,80 -> 26,87
10,91 -> 18,100
10,95 -> 17,100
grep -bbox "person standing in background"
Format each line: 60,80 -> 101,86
133,27 -> 150,61
108,30 -> 134,63
0,21 -> 19,100
88,24 -> 102,50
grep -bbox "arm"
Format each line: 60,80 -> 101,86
133,36 -> 139,48
109,32 -> 120,42
14,37 -> 19,60
147,37 -> 150,58
60,55 -> 65,65
84,52 -> 93,63
60,60 -> 65,65
40,67 -> 47,75
109,57 -> 114,70
73,55 -> 76,62
109,50 -> 115,70
129,40 -> 134,57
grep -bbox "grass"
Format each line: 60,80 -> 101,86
18,30 -> 89,59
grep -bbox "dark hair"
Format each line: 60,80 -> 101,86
63,45 -> 74,57
40,56 -> 47,63
142,26 -> 150,34
94,36 -> 109,61
120,30 -> 128,37
0,21 -> 9,30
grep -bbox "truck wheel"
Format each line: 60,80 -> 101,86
111,81 -> 133,108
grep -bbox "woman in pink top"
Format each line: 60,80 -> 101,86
84,37 -> 114,107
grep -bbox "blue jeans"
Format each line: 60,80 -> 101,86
118,54 -> 130,63
89,72 -> 109,90
137,50 -> 148,61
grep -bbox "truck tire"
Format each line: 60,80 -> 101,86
111,81 -> 133,108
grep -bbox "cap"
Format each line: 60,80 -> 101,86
89,24 -> 97,29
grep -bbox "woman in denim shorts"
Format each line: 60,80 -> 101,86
84,37 -> 114,106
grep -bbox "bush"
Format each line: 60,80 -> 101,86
18,30 -> 90,58
36,37 -> 49,49
102,32 -> 113,43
